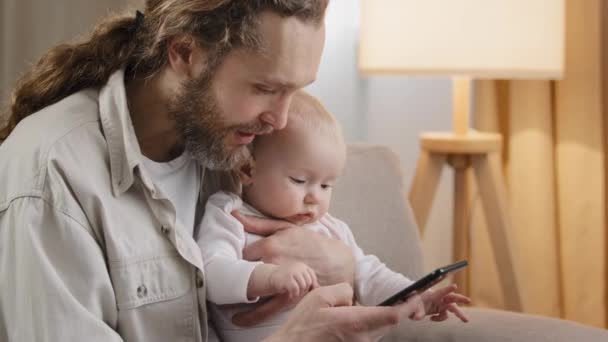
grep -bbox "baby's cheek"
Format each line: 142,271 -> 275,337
263,190 -> 298,218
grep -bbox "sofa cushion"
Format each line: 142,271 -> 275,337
383,308 -> 608,341
331,143 -> 424,280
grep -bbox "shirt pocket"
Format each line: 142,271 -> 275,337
110,253 -> 193,310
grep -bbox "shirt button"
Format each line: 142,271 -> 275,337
161,225 -> 171,235
137,285 -> 148,298
196,274 -> 204,288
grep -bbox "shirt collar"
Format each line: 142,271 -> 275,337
99,69 -> 144,196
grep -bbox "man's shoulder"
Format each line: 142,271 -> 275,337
10,89 -> 101,143
0,89 -> 108,205
1,89 -> 102,157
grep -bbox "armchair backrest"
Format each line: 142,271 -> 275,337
331,143 -> 424,279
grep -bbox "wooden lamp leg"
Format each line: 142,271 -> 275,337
472,152 -> 524,311
409,150 -> 446,235
449,155 -> 473,297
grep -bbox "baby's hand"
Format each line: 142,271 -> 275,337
421,284 -> 471,322
269,262 -> 319,299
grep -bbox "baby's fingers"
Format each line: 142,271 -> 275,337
447,303 -> 469,323
430,310 -> 448,322
286,279 -> 301,298
408,296 -> 425,320
442,293 -> 472,306
294,274 -> 308,294
432,284 -> 458,298
301,270 -> 313,289
308,268 -> 319,289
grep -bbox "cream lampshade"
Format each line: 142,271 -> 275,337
359,0 -> 564,78
359,0 -> 564,133
358,0 -> 565,311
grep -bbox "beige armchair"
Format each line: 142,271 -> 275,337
331,143 -> 608,341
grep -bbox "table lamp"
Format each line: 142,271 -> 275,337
359,0 -> 564,311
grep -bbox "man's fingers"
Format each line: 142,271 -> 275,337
232,211 -> 291,236
242,238 -> 268,261
329,296 -> 429,332
232,294 -> 294,327
237,213 -> 295,261
327,305 -> 402,333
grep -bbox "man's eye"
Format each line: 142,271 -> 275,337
255,85 -> 277,94
289,177 -> 305,184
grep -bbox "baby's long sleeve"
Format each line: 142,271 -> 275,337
197,192 -> 262,305
320,215 -> 414,306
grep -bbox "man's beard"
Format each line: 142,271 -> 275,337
168,72 -> 272,170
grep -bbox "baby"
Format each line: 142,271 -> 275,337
197,91 -> 470,342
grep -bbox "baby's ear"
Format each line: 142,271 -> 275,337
238,158 -> 255,186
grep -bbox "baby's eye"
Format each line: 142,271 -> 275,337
321,184 -> 332,190
289,177 -> 306,184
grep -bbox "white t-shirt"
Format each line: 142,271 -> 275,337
142,153 -> 201,234
142,153 -> 225,342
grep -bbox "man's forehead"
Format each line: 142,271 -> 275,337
244,12 -> 325,87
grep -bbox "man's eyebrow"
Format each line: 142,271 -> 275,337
259,77 -> 316,90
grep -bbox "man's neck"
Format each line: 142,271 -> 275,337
126,71 -> 182,162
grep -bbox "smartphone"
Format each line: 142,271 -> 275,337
378,260 -> 468,306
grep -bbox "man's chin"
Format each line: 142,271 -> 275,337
197,148 -> 250,171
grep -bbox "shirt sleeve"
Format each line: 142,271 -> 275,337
197,192 -> 262,305
0,197 -> 123,342
321,215 -> 414,306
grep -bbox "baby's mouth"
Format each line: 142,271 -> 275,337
287,212 -> 314,225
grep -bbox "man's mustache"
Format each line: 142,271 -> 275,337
233,122 -> 274,135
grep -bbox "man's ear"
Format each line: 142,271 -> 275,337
238,159 -> 256,186
166,35 -> 207,80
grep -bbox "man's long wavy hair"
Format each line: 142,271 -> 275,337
0,0 -> 328,141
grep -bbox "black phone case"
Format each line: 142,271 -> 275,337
378,260 -> 468,306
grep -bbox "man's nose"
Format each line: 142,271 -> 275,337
260,95 -> 291,130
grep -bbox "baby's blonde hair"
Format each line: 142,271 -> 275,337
287,90 -> 344,144
251,90 -> 346,162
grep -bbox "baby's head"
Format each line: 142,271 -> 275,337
240,91 -> 346,225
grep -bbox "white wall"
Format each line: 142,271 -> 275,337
306,0 -> 454,271
0,0 -> 142,105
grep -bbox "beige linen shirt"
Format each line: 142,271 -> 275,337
0,70 -> 234,341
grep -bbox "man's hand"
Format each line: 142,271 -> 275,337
263,283 -> 425,342
421,284 -> 471,322
232,212 -> 356,327
233,212 -> 356,286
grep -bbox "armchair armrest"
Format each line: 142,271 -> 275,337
383,308 -> 608,341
